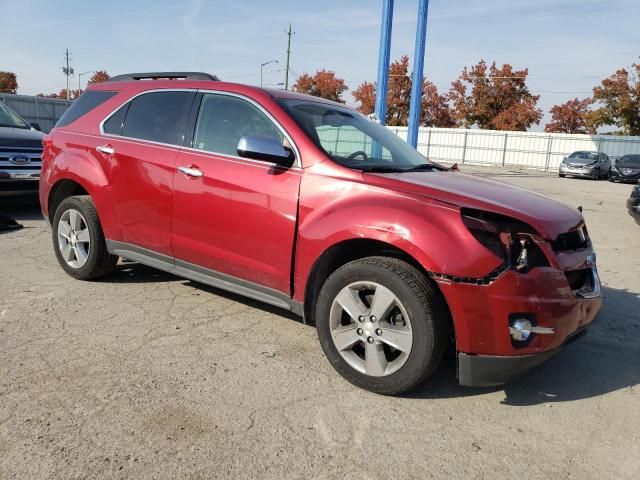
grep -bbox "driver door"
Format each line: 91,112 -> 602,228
171,92 -> 301,294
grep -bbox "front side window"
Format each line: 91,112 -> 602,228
278,99 -> 439,172
0,103 -> 30,129
192,93 -> 283,157
121,91 -> 196,145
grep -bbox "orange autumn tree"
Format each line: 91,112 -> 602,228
293,70 -> 348,103
448,60 -> 542,131
88,70 -> 111,85
0,71 -> 18,93
352,55 -> 454,127
545,98 -> 594,134
586,64 -> 640,136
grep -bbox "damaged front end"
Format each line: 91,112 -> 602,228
438,208 -> 602,387
460,208 -> 550,276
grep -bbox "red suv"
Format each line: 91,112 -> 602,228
40,72 -> 602,394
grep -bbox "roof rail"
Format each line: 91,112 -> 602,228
108,72 -> 220,82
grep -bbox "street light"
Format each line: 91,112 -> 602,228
260,60 -> 278,87
78,70 -> 95,95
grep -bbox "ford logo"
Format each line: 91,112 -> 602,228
9,154 -> 31,165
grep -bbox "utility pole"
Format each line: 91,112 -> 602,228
284,23 -> 294,90
61,48 -> 74,100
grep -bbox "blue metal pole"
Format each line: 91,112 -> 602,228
407,0 -> 430,148
374,0 -> 394,126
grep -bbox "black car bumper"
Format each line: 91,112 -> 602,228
610,172 -> 640,183
628,197 -> 640,219
457,329 -> 589,387
0,178 -> 40,196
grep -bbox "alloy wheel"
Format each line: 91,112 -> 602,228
329,281 -> 413,377
57,208 -> 91,268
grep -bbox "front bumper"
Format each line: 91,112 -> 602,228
611,173 -> 640,183
458,328 -> 588,387
628,196 -> 640,222
559,164 -> 596,177
436,244 -> 602,386
0,177 -> 40,195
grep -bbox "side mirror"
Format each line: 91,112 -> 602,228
237,136 -> 293,166
30,123 -> 41,131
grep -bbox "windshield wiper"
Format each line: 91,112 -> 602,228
360,165 -> 408,173
404,163 -> 441,172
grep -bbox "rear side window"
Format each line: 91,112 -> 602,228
121,91 -> 195,145
55,91 -> 117,128
103,103 -> 129,135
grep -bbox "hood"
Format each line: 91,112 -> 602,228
364,171 -> 583,240
614,164 -> 640,176
0,127 -> 45,149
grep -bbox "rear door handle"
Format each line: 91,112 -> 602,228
96,145 -> 115,155
178,165 -> 203,178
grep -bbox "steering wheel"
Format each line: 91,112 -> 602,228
347,150 -> 369,162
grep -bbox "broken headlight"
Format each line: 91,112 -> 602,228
461,208 -> 550,273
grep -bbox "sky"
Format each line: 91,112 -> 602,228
3,0 -> 639,130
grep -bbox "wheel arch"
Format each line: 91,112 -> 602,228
47,178 -> 90,225
301,238 -> 454,341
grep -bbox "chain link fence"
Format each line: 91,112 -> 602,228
0,94 -> 72,133
389,126 -> 640,171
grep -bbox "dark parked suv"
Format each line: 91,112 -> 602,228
0,103 -> 44,195
39,72 -> 602,394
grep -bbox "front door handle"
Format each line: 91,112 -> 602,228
178,165 -> 203,178
96,144 -> 115,155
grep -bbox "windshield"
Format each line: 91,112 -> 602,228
0,104 -> 30,129
277,99 -> 440,172
568,151 -> 599,163
618,154 -> 640,169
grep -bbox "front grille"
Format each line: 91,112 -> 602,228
0,146 -> 42,172
551,226 -> 589,252
565,268 -> 593,291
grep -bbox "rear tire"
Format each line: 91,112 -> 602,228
315,257 -> 449,395
52,196 -> 118,280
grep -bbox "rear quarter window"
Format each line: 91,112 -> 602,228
55,91 -> 118,128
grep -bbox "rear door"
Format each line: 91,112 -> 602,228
171,92 -> 301,294
99,90 -> 196,255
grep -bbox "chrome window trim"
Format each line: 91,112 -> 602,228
98,88 -> 301,169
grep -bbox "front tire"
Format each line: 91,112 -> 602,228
52,196 -> 118,280
315,257 -> 449,395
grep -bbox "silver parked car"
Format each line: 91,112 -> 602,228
559,151 -> 611,180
